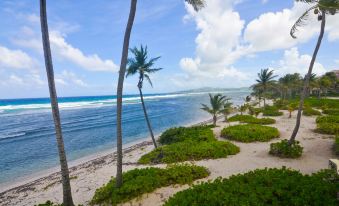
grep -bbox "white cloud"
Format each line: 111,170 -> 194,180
180,0 -> 248,81
56,70 -> 89,87
276,47 -> 326,76
8,74 -> 24,85
262,0 -> 269,4
0,45 -> 36,70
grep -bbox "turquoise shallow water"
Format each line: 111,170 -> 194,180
0,89 -> 250,184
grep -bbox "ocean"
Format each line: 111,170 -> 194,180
0,88 -> 250,185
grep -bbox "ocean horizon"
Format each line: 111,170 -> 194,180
0,88 -> 250,185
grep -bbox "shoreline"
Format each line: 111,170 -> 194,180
0,115 -> 213,194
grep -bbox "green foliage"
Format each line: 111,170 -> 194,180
158,126 -> 215,145
274,99 -> 290,109
323,109 -> 339,115
262,105 -> 283,116
221,124 -> 279,142
316,115 -> 339,124
316,122 -> 339,135
335,136 -> 339,155
303,98 -> 339,109
243,117 -> 276,125
138,140 -> 239,164
269,140 -> 303,158
228,114 -> 255,122
165,168 -> 339,206
91,164 -> 209,205
303,107 -> 321,116
35,201 -> 60,206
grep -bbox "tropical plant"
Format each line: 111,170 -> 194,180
126,45 -> 162,148
289,0 -> 339,145
201,94 -> 227,126
288,103 -> 298,118
252,68 -> 277,106
270,140 -> 303,158
221,102 -> 233,122
39,1 -> 74,205
238,104 -> 247,115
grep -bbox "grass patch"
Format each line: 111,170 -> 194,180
262,106 -> 283,116
316,115 -> 339,124
269,140 -> 303,158
316,122 -> 339,135
228,114 -> 255,122
221,124 -> 279,142
243,117 -> 276,125
91,164 -> 209,205
164,168 -> 339,206
323,109 -> 339,115
303,107 -> 321,116
158,125 -> 215,145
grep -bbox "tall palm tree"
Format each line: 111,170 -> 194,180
39,1 -> 74,205
115,0 -> 137,188
126,45 -> 162,148
201,94 -> 227,126
289,0 -> 338,144
115,0 -> 204,188
254,68 -> 277,106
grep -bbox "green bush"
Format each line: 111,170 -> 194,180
165,168 -> 339,206
316,122 -> 339,135
91,164 -> 209,205
269,139 -> 303,158
305,98 -> 339,109
303,107 -> 321,116
158,126 -> 215,145
323,109 -> 339,115
243,117 -> 276,125
335,136 -> 339,155
228,114 -> 255,122
274,99 -> 290,109
221,124 -> 279,142
138,140 -> 239,164
35,201 -> 59,206
316,115 -> 339,124
262,105 -> 283,116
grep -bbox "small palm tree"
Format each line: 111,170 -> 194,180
289,0 -> 338,145
201,94 -> 227,126
221,102 -> 233,122
239,104 -> 247,115
39,0 -> 74,205
288,103 -> 298,118
126,45 -> 162,148
253,68 -> 277,106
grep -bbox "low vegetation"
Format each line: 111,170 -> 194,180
316,122 -> 339,135
221,124 -> 279,142
228,114 -> 275,125
91,164 -> 209,205
165,168 -> 339,206
228,114 -> 255,122
323,109 -> 339,115
269,139 -> 303,158
303,107 -> 321,116
262,105 -> 283,116
316,115 -> 339,124
140,126 -> 239,164
335,136 -> 339,155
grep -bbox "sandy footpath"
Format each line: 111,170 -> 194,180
0,110 -> 336,206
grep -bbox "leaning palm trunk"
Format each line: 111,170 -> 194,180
289,11 -> 326,145
213,114 -> 217,126
138,85 -> 158,148
116,0 -> 137,188
39,1 -> 74,205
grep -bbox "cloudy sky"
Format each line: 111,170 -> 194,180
0,0 -> 339,99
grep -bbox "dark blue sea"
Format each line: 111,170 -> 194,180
0,89 -> 250,185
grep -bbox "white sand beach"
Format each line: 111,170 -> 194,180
0,109 -> 335,206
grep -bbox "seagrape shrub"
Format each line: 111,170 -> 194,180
316,122 -> 339,135
274,99 -> 289,110
228,114 -> 255,122
305,98 -> 339,109
164,168 -> 339,206
138,140 -> 239,164
243,117 -> 276,125
303,107 -> 321,116
269,139 -> 303,158
262,105 -> 283,116
221,124 -> 279,142
91,164 -> 209,205
316,115 -> 339,124
323,109 -> 339,115
158,125 -> 215,145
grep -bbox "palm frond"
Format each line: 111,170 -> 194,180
185,0 -> 205,11
290,5 -> 317,39
144,74 -> 153,87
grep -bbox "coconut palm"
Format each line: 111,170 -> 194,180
201,94 -> 227,126
239,104 -> 247,115
39,1 -> 74,205
115,0 -> 204,188
253,68 -> 277,106
126,45 -> 162,148
289,0 -> 339,145
221,102 -> 233,122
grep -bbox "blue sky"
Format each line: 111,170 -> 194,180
0,0 -> 338,99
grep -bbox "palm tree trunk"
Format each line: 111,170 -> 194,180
39,1 -> 74,205
116,0 -> 137,188
138,86 -> 158,148
213,115 -> 217,126
289,11 -> 326,145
